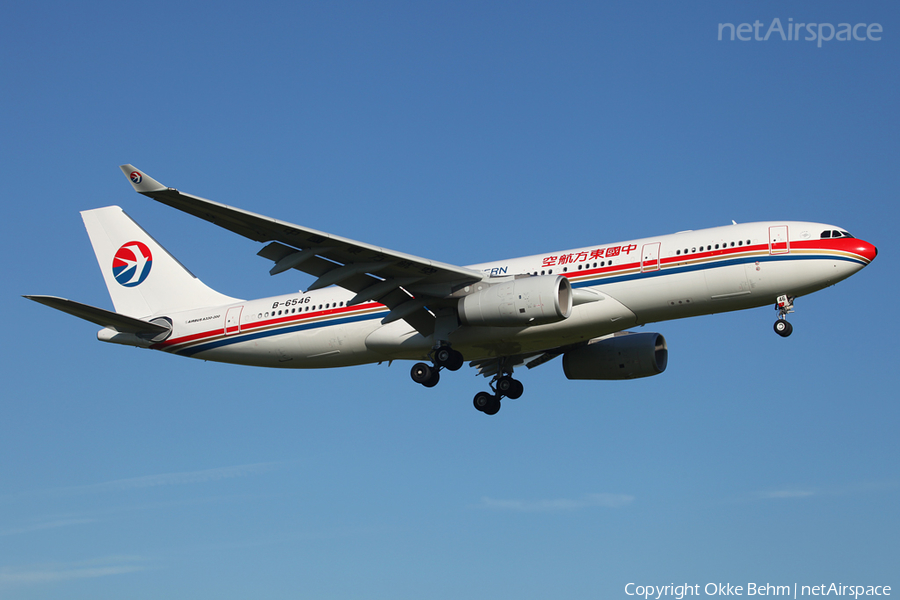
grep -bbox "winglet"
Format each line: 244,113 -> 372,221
119,164 -> 167,193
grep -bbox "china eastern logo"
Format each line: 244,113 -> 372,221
112,241 -> 153,287
130,171 -> 142,184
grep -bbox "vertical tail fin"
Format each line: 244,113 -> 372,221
82,206 -> 239,317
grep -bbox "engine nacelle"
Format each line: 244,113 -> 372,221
562,332 -> 667,380
458,275 -> 573,327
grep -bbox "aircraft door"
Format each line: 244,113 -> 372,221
224,305 -> 243,335
769,226 -> 789,255
641,242 -> 661,272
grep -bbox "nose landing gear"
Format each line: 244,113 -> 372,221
774,319 -> 793,337
774,295 -> 794,338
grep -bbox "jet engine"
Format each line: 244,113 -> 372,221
458,275 -> 573,327
562,332 -> 667,380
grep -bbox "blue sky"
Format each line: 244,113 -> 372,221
2,1 -> 897,598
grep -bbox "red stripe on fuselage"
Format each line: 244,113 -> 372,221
792,238 -> 877,262
151,301 -> 387,351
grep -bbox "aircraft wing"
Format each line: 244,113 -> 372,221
120,165 -> 486,335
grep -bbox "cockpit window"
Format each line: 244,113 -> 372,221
821,230 -> 855,239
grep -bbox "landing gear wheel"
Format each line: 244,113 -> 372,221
774,319 -> 793,337
446,350 -> 464,371
411,362 -> 440,387
434,346 -> 464,371
473,391 -> 501,414
774,295 -> 795,337
483,397 -> 501,415
495,376 -> 524,400
473,391 -> 492,412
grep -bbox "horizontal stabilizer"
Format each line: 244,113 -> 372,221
24,295 -> 170,335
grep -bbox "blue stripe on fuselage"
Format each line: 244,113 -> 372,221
176,311 -> 386,357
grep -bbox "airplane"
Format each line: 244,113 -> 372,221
25,165 -> 877,415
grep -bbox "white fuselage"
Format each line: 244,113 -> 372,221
101,221 -> 874,368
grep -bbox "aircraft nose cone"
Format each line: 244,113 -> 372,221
856,240 -> 877,263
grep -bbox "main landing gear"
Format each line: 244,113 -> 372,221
774,294 -> 794,338
410,346 -> 524,415
410,344 -> 464,388
472,373 -> 524,416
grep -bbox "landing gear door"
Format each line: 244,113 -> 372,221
224,305 -> 243,335
769,225 -> 789,255
641,242 -> 661,272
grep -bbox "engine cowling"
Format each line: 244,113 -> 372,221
562,332 -> 667,380
458,275 -> 573,327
